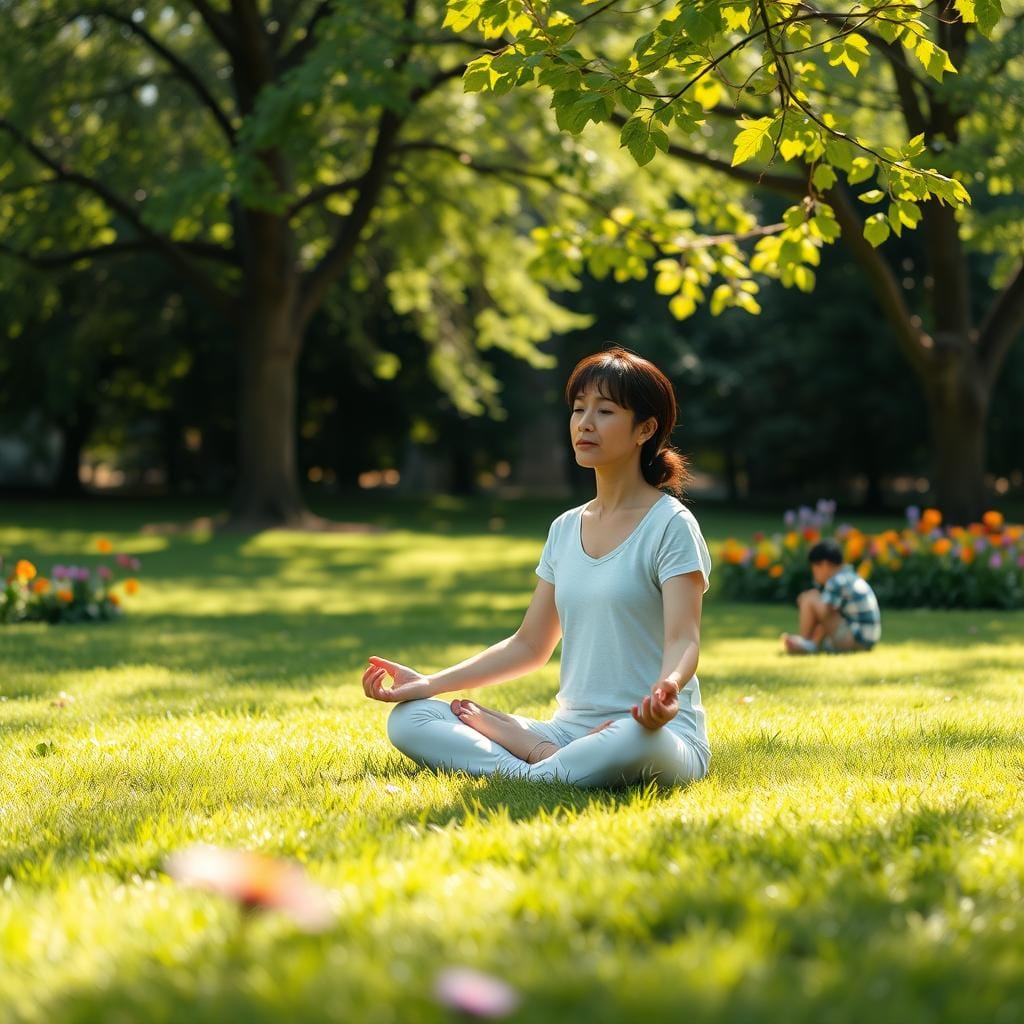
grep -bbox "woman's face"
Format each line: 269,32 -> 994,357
570,385 -> 656,470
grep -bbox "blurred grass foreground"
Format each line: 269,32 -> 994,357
1,498 -> 1022,1024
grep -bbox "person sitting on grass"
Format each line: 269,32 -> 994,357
782,536 -> 880,655
361,346 -> 712,788
782,540 -> 881,655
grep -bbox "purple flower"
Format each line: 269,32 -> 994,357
784,510 -> 796,528
974,538 -> 988,553
798,505 -> 813,525
987,553 -> 1002,569
52,565 -> 67,579
1017,553 -> 1024,568
435,968 -> 520,1019
906,505 -> 921,526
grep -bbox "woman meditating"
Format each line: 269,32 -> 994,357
362,347 -> 712,787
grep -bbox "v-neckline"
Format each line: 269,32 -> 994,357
577,494 -> 667,564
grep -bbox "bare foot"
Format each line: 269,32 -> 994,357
450,699 -> 560,764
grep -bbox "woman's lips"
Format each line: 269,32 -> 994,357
575,440 -> 597,448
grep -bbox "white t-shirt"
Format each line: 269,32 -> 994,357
536,493 -> 712,765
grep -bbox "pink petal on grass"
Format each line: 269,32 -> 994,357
435,967 -> 520,1019
165,845 -> 334,932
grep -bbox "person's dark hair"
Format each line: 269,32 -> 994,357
565,345 -> 688,496
808,540 -> 843,565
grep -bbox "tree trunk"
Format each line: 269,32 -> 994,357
230,293 -> 310,528
53,410 -> 92,498
920,341 -> 989,524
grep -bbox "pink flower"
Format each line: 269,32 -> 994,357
165,845 -> 334,932
98,566 -> 113,580
988,553 -> 1003,569
116,553 -> 141,570
435,968 -> 520,1019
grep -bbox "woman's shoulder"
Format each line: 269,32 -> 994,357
656,494 -> 704,532
546,500 -> 589,535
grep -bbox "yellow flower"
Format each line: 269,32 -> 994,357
124,578 -> 140,596
844,534 -> 866,562
96,538 -> 113,554
857,560 -> 873,580
784,531 -> 801,550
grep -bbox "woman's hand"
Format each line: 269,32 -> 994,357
362,656 -> 435,703
631,679 -> 679,730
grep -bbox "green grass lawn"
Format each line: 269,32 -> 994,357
1,496 -> 1022,1024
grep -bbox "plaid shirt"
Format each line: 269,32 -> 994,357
820,566 -> 881,646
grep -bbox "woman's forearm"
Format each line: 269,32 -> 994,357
426,634 -> 545,696
661,638 -> 699,689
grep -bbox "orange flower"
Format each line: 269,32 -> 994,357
754,552 -> 772,570
1006,526 -> 1024,543
881,530 -> 901,545
982,511 -> 1004,532
920,508 -> 942,531
96,538 -> 113,553
959,546 -> 975,565
783,531 -> 801,550
56,588 -> 74,603
967,523 -> 985,537
721,539 -> 748,565
802,527 -> 821,543
932,538 -> 952,556
124,578 -> 140,596
844,535 -> 866,562
769,564 -> 784,578
32,577 -> 50,594
857,560 -> 873,580
14,559 -> 36,582
108,593 -> 121,606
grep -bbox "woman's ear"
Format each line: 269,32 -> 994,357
639,418 -> 658,444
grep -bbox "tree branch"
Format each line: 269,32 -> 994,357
977,263 -> 1024,386
80,5 -> 235,142
0,237 -> 234,269
286,175 -> 363,219
0,118 -> 233,312
188,0 -> 238,57
279,0 -> 336,71
296,108 -> 405,331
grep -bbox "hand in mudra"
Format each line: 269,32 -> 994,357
631,679 -> 679,730
362,656 -> 434,703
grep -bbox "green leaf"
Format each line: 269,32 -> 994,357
668,293 -> 697,320
732,117 -> 776,166
847,156 -> 875,185
812,164 -> 837,191
859,189 -> 886,204
973,0 -> 1003,35
864,213 -> 890,247
620,115 -> 669,166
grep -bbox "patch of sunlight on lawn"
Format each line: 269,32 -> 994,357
0,501 -> 1022,1024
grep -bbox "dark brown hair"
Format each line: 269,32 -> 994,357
565,346 -> 689,496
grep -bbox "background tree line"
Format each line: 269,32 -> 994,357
1,1 -> 1022,521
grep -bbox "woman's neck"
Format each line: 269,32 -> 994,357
591,465 -> 661,515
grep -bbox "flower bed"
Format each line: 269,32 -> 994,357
1,539 -> 141,624
719,502 -> 1024,609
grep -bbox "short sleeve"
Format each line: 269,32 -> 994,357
820,575 -> 842,608
656,511 -> 712,593
535,524 -> 556,584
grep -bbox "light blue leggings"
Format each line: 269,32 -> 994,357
386,699 -> 707,788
